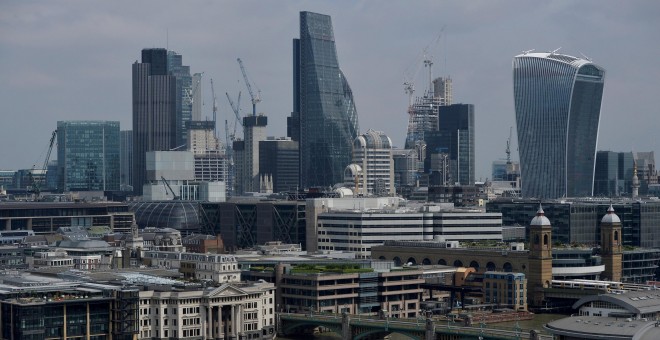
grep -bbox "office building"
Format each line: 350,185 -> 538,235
486,198 -> 660,247
240,115 -> 267,194
0,201 -> 135,234
120,130 -> 133,191
634,151 -> 658,194
290,11 -> 359,189
167,50 -> 193,148
594,151 -> 634,197
56,121 -> 120,191
132,48 -> 177,195
259,137 -> 299,193
200,200 -> 307,251
424,104 -> 475,186
350,130 -> 394,196
513,51 -> 605,198
187,121 -> 228,190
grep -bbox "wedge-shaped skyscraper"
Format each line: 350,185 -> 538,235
513,52 -> 605,199
289,11 -> 359,188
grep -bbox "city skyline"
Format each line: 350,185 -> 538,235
1,1 -> 658,181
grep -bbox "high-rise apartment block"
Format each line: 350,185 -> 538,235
289,11 -> 359,189
513,52 -> 605,198
132,48 -> 177,195
56,121 -> 120,191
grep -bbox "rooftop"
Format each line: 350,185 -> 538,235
545,316 -> 660,340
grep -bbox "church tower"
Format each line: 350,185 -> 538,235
600,205 -> 622,281
528,205 -> 553,307
632,162 -> 640,199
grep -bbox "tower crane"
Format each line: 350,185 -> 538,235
210,78 -> 218,138
237,58 -> 261,116
29,130 -> 57,198
225,91 -> 243,138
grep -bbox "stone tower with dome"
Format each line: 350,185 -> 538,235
528,205 -> 553,306
600,205 -> 623,281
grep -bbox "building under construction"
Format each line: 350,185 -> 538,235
404,76 -> 452,150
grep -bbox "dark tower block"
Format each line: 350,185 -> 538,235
528,205 -> 553,307
600,205 -> 623,281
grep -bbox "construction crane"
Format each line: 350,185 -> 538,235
402,26 -> 446,102
160,176 -> 180,200
225,91 -> 243,138
30,130 -> 57,197
210,78 -> 218,138
237,58 -> 261,116
506,126 -> 513,164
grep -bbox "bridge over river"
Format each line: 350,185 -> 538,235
278,312 -> 552,340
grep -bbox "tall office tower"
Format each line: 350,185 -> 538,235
232,140 -> 245,194
433,76 -> 453,106
120,130 -> 133,191
594,151 -> 634,197
167,51 -> 193,148
351,130 -> 394,196
187,121 -> 227,185
132,48 -> 177,195
56,121 -> 120,191
259,137 -> 300,193
238,116 -> 267,194
513,52 -> 605,199
289,11 -> 359,189
191,73 -> 203,121
425,104 -> 475,185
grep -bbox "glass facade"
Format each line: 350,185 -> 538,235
293,11 -> 359,188
167,51 -> 193,148
57,121 -> 120,191
132,48 -> 177,195
487,200 -> 660,247
513,53 -> 605,199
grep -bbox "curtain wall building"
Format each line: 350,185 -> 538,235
56,121 -> 120,191
350,130 -> 394,196
513,52 -> 605,199
132,48 -> 177,195
289,11 -> 359,189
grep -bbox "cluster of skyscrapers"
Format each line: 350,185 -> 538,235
3,11 -> 659,204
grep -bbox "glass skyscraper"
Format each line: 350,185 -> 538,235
513,52 -> 605,199
289,11 -> 359,188
132,48 -> 177,195
56,121 -> 120,191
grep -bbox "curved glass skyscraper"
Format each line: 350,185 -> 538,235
290,11 -> 359,188
513,52 -> 605,199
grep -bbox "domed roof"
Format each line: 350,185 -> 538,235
601,205 -> 621,224
354,129 -> 392,149
530,205 -> 551,226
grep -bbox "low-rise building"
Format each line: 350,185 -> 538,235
483,271 -> 527,311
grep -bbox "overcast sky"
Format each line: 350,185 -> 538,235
1,1 -> 659,180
